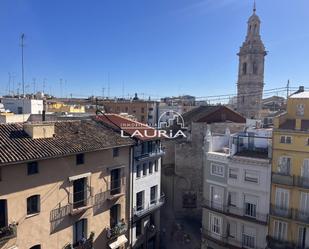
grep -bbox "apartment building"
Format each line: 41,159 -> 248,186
96,114 -> 164,249
0,119 -> 133,249
101,97 -> 159,126
202,127 -> 272,249
267,90 -> 309,249
1,98 -> 44,115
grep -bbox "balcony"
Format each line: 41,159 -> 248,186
266,236 -> 295,249
133,194 -> 165,221
0,223 -> 17,244
135,147 -> 165,161
272,172 -> 294,186
294,209 -> 309,224
202,228 -> 264,249
294,176 -> 309,189
63,232 -> 94,249
107,220 -> 127,241
202,199 -> 268,225
107,179 -> 126,200
270,204 -> 293,219
69,186 -> 93,215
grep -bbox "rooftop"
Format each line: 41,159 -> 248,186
0,119 -> 134,165
95,114 -> 159,141
289,91 -> 309,99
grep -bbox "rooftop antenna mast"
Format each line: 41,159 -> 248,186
21,33 -> 25,98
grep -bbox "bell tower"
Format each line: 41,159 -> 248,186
237,1 -> 267,119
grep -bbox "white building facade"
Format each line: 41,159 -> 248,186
1,98 -> 43,114
130,138 -> 165,249
202,127 -> 272,249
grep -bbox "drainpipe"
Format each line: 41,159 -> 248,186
129,145 -> 134,248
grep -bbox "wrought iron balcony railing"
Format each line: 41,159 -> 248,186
202,199 -> 268,224
270,204 -> 293,219
272,172 -> 294,186
266,235 -> 295,249
133,194 -> 165,220
0,223 -> 17,244
135,147 -> 165,161
106,220 -> 127,240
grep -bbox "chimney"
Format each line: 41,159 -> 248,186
23,122 -> 55,139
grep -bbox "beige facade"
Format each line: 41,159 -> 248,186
0,120 -> 134,249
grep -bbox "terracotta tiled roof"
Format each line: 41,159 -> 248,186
95,114 -> 158,141
0,119 -> 134,165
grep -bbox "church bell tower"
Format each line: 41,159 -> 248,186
237,1 -> 267,119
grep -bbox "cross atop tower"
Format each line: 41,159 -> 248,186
253,0 -> 256,13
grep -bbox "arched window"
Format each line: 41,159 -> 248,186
253,62 -> 258,75
242,63 -> 247,75
254,24 -> 257,34
30,245 -> 41,249
242,96 -> 245,104
27,195 -> 40,215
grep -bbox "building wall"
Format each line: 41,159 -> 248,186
2,99 -> 43,114
0,146 -> 130,249
131,142 -> 162,249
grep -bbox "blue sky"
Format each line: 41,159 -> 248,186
0,0 -> 308,99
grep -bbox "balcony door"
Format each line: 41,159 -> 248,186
298,226 -> 309,248
300,192 -> 309,217
73,178 -> 86,209
110,168 -> 121,195
302,159 -> 309,178
110,204 -> 120,228
210,185 -> 224,210
275,188 -> 289,212
0,200 -> 7,228
73,219 -> 87,245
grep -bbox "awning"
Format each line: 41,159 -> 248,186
108,235 -> 128,249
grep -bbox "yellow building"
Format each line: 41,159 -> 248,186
47,102 -> 85,113
268,90 -> 309,249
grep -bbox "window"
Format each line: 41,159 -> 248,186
211,163 -> 224,177
278,156 -> 291,175
302,159 -> 309,178
273,220 -> 287,240
110,204 -> 120,228
110,168 -> 122,195
297,104 -> 305,116
136,220 -> 142,237
244,170 -> 259,183
210,185 -> 224,210
253,62 -> 258,75
73,219 -> 87,245
136,191 -> 144,211
300,192 -> 309,216
229,168 -> 238,179
242,234 -> 255,249
73,178 -> 87,208
149,162 -> 153,174
227,221 -> 237,238
76,153 -> 84,165
244,195 -> 257,218
307,138 -> 309,146
141,107 -> 145,113
298,226 -> 309,248
154,160 -> 158,172
280,136 -> 292,144
143,163 -> 147,176
242,226 -> 256,249
275,188 -> 289,210
113,147 -> 119,157
209,213 -> 222,235
0,167 -> 2,181
27,195 -> 40,215
150,185 -> 158,205
228,192 -> 237,207
242,62 -> 247,75
136,165 -> 141,178
27,162 -> 38,175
